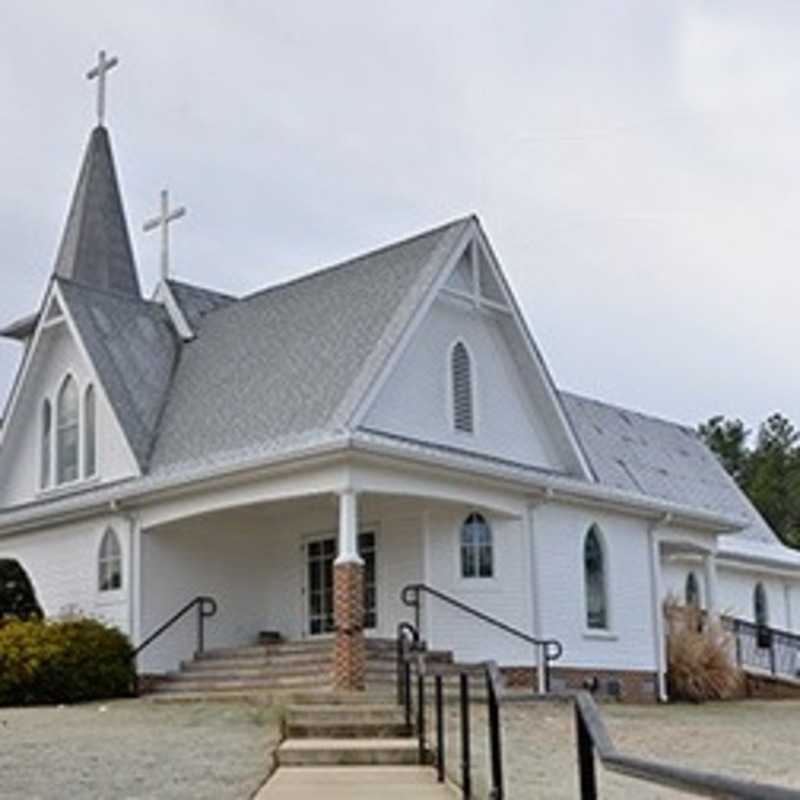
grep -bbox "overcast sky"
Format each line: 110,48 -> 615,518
1,2 -> 798,435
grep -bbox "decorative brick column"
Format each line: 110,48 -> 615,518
332,489 -> 366,691
333,560 -> 365,691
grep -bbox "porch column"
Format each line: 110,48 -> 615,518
333,490 -> 366,691
703,551 -> 719,625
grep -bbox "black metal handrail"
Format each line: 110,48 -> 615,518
396,621 -> 506,799
133,595 -> 218,658
574,691 -> 800,799
725,616 -> 800,681
401,582 -> 563,692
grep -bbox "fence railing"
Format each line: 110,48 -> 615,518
401,582 -> 562,693
574,691 -> 800,799
397,622 -> 506,800
725,616 -> 800,681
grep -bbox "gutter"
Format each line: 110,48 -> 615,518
0,429 -> 746,538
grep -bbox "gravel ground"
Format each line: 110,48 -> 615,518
436,698 -> 800,799
0,700 -> 281,800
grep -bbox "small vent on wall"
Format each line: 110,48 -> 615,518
452,342 -> 474,433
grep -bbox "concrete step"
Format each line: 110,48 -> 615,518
199,641 -> 333,660
285,704 -> 405,725
185,652 -> 335,671
177,662 -> 334,679
147,689 -> 396,705
153,675 -> 328,693
277,738 -> 420,767
286,721 -> 411,739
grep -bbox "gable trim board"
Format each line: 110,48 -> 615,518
347,217 -> 594,482
0,280 -> 140,476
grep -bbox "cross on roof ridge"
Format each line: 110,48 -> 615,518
86,50 -> 119,127
143,189 -> 187,280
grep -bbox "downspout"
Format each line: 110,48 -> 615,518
648,513 -> 672,702
527,487 -> 553,694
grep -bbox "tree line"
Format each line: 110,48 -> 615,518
698,413 -> 800,549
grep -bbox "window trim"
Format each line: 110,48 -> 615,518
448,339 -> 478,435
97,527 -> 123,594
754,581 -> 769,627
459,511 -> 494,581
582,524 -> 611,634
40,399 -> 52,489
685,571 -> 701,608
55,373 -> 80,487
83,384 -> 96,479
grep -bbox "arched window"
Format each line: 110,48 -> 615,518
451,342 -> 474,433
754,582 -> 769,627
84,385 -> 96,478
40,400 -> 52,489
460,512 -> 493,578
56,376 -> 79,485
584,526 -> 608,630
98,528 -> 122,592
685,572 -> 700,608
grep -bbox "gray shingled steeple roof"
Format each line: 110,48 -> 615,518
53,126 -> 141,297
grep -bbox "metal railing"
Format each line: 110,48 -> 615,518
401,583 -> 563,692
133,595 -> 218,658
574,690 -> 800,799
726,616 -> 800,681
397,622 -> 506,799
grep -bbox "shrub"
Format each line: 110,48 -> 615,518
0,560 -> 43,623
665,596 -> 743,702
0,617 -> 135,706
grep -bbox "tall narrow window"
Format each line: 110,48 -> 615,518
451,341 -> 474,433
460,512 -> 493,578
584,526 -> 608,630
40,400 -> 52,489
754,582 -> 769,627
56,376 -> 79,485
98,528 -> 122,592
685,572 -> 700,608
84,385 -> 96,478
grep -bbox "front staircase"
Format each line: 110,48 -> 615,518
145,637 -> 454,702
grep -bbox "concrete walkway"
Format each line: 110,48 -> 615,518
255,766 -> 458,798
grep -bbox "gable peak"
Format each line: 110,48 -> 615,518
53,125 -> 141,298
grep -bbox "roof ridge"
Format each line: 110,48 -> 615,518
560,389 -> 697,433
238,215 -> 474,306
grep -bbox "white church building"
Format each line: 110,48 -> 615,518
2,93 -> 800,702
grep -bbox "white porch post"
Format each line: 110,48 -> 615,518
335,489 -> 363,566
703,551 -> 719,625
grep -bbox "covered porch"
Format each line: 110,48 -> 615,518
132,458 -> 532,689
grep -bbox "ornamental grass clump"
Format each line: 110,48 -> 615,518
665,596 -> 743,703
0,617 -> 135,706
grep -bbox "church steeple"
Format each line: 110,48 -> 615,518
52,124 -> 141,297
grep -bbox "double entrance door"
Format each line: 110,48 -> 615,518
306,531 -> 376,636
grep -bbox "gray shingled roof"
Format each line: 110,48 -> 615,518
560,391 -> 780,546
167,279 -> 236,329
53,127 -> 141,297
58,279 -> 178,468
148,218 -> 470,474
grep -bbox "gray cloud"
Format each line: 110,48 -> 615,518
1,1 -> 798,435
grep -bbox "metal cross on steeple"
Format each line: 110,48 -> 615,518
143,189 -> 187,280
86,50 -> 119,126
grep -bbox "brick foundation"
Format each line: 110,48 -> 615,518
333,560 -> 365,691
500,665 -> 659,703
